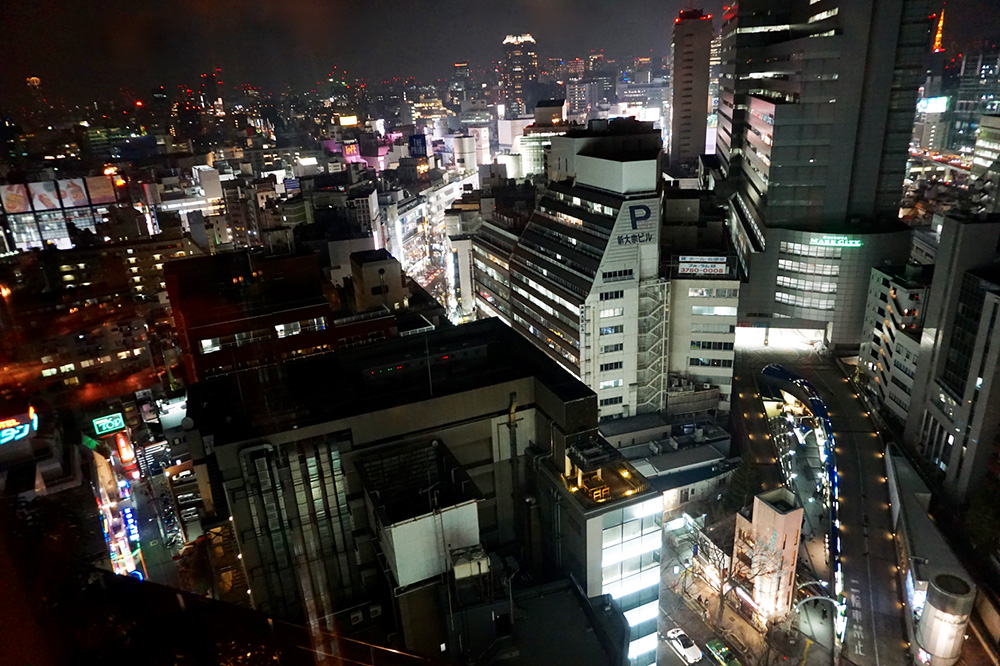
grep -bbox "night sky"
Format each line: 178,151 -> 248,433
1,0 -> 997,108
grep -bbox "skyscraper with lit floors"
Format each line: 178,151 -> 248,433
717,0 -> 931,347
506,118 -> 666,420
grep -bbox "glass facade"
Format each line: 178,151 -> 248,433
599,497 -> 662,665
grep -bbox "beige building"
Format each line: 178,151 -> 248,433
733,487 -> 804,623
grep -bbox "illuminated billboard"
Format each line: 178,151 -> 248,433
57,178 -> 88,208
0,184 -> 31,214
809,235 -> 863,248
916,96 -> 949,114
93,412 -> 126,436
122,506 -> 140,542
29,181 -> 60,211
86,175 -> 117,205
0,406 -> 38,446
339,115 -> 359,126
115,431 -> 135,465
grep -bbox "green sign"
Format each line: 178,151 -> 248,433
93,413 -> 125,436
809,235 -> 863,248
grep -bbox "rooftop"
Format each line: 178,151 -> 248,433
888,447 -> 973,590
503,579 -> 627,666
185,319 -> 594,446
875,263 -> 934,289
356,440 -> 481,525
565,116 -> 660,139
758,487 -> 798,515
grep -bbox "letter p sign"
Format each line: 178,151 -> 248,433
629,204 -> 651,230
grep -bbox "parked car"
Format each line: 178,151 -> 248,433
666,627 -> 703,664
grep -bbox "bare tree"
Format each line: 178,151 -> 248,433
679,521 -> 785,632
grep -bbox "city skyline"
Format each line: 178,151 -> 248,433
0,0 -> 983,108
2,0 -> 1000,664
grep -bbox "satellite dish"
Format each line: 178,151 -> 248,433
181,417 -> 195,430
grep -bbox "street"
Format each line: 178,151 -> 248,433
734,331 -> 907,666
130,475 -> 180,587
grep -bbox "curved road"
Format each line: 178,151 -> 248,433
734,342 -> 906,666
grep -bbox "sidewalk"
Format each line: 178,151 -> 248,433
660,533 -> 833,666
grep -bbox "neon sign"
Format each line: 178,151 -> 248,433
122,507 -> 140,542
0,406 -> 38,446
93,412 -> 126,436
809,235 -> 863,248
115,432 -> 135,465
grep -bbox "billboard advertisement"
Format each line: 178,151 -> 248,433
0,184 -> 31,214
679,263 -> 728,276
409,134 -> 428,158
916,96 -> 949,114
86,175 -> 117,205
28,181 -> 61,211
58,178 -> 88,208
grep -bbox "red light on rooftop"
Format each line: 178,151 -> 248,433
135,100 -> 143,107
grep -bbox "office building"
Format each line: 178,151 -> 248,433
182,319 -> 640,661
717,0 -> 931,346
471,118 -> 739,419
905,213 -> 1000,503
949,47 -> 1000,154
669,9 -> 713,174
163,251 -> 401,383
525,435 -> 664,665
971,114 -> 1000,214
858,263 -> 933,424
511,118 -> 664,418
501,34 -> 539,118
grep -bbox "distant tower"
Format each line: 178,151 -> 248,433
25,77 -> 49,127
933,8 -> 945,53
199,68 -> 224,111
501,34 -> 538,118
669,9 -> 713,174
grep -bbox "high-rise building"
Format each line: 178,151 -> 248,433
471,118 -> 740,419
904,213 -> 1000,503
971,114 -> 1000,214
948,46 -> 1000,154
669,9 -> 713,174
718,0 -> 932,346
501,34 -> 538,118
857,262 -> 933,423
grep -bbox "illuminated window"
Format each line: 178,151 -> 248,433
200,338 -> 221,354
599,379 -> 623,389
41,368 -> 57,377
59,363 -> 75,373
